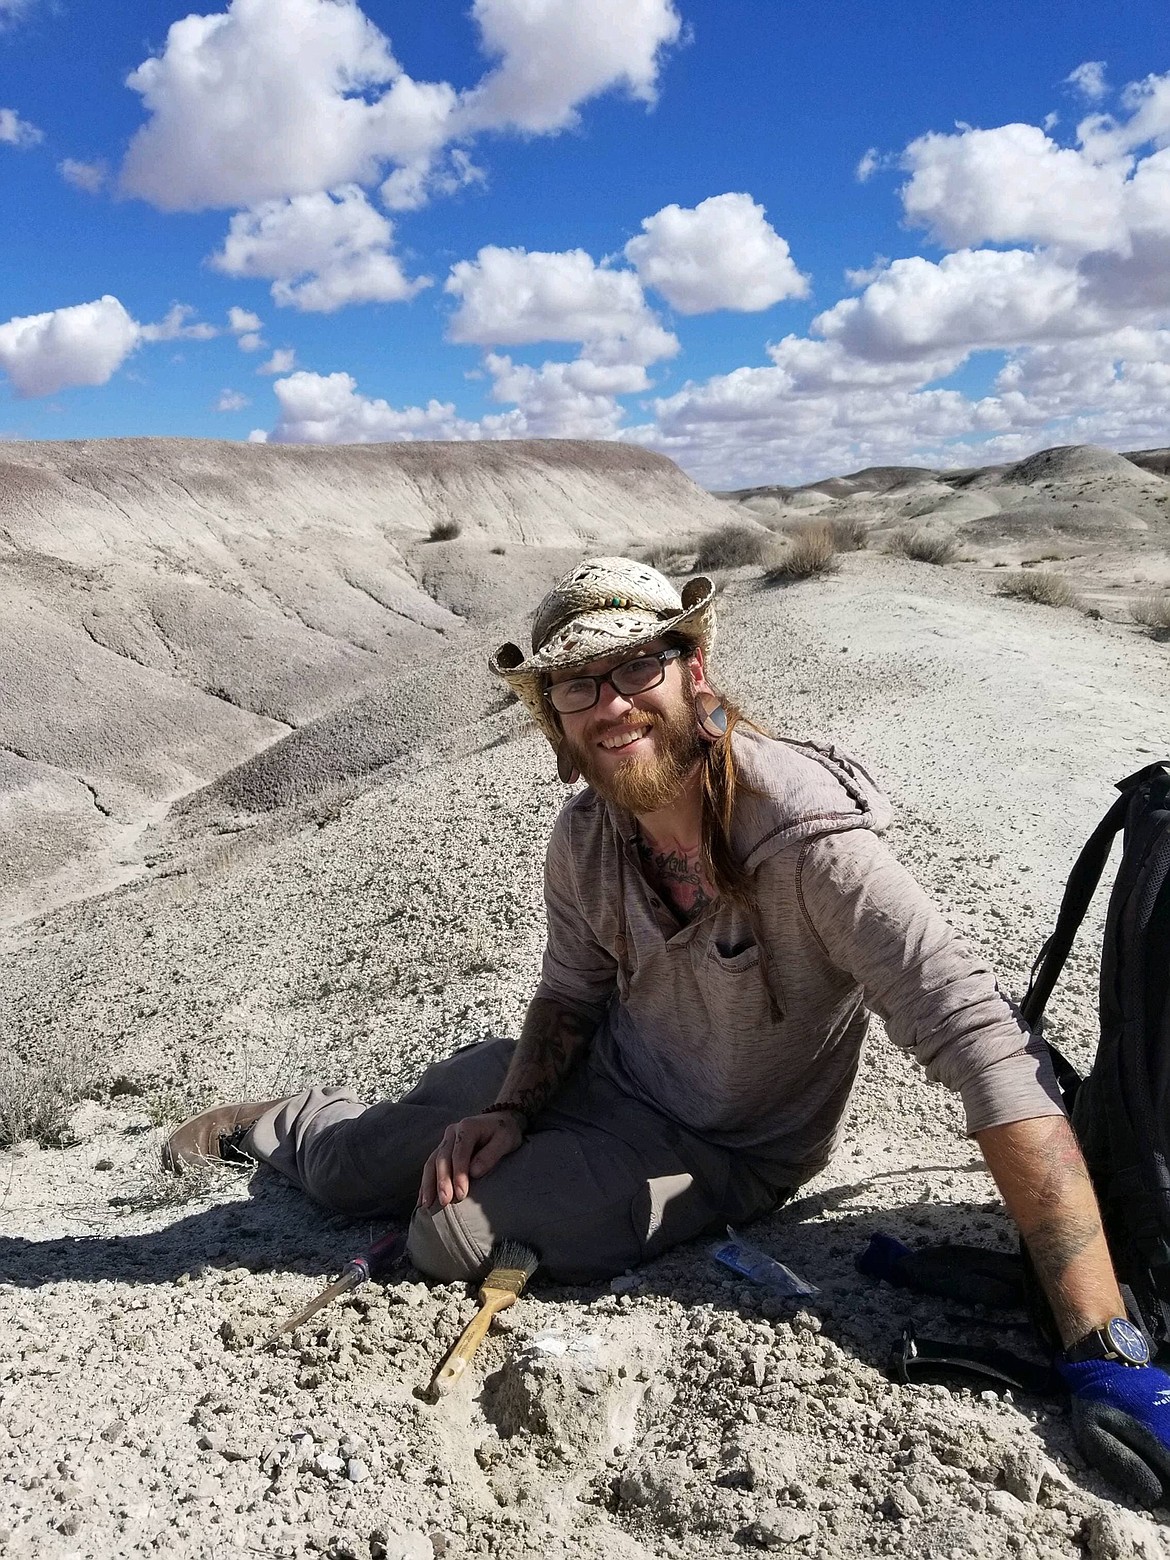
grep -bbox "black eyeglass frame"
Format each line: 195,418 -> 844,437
543,646 -> 685,714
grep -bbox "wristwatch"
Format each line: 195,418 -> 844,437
1063,1316 -> 1151,1367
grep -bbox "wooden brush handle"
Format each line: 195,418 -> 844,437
434,1297 -> 504,1392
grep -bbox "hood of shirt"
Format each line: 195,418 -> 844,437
728,727 -> 892,872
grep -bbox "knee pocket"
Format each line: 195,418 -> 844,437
407,1201 -> 489,1283
631,1171 -> 721,1261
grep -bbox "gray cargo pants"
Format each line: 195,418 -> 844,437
244,1038 -> 786,1283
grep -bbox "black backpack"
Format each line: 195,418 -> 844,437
1020,760 -> 1170,1352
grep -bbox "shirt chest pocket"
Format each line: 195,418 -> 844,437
695,936 -> 784,1027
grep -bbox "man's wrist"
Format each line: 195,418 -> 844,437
482,1100 -> 531,1127
1063,1316 -> 1151,1366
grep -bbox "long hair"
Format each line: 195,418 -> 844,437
693,685 -> 767,907
666,632 -> 767,905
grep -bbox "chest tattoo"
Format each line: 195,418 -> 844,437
637,836 -> 715,923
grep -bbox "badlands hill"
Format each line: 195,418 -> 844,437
718,442 -> 1170,610
0,437 -> 729,923
0,438 -> 1168,1559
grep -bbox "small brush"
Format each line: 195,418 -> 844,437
432,1238 -> 540,1394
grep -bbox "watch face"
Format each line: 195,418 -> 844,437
1107,1317 -> 1151,1365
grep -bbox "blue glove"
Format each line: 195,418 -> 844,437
1058,1357 -> 1170,1507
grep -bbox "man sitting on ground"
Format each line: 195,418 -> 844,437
167,557 -> 1147,1405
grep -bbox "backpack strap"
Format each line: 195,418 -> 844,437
1020,788 -> 1133,1029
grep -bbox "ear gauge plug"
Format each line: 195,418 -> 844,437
695,692 -> 728,741
556,745 -> 580,784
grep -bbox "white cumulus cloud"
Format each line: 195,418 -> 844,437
1077,71 -> 1170,163
0,297 -> 221,399
269,370 -> 478,443
459,0 -> 681,135
257,348 -> 296,375
483,353 -> 648,438
445,245 -> 677,365
210,187 -> 430,312
0,107 -> 42,146
900,123 -> 1130,253
814,249 -> 1088,361
58,158 -> 109,193
1066,61 -> 1108,102
264,357 -> 644,445
120,0 -> 457,212
0,296 -> 141,398
120,0 -> 682,216
229,305 -> 267,354
215,388 -> 251,411
139,303 -> 220,343
228,306 -> 263,335
624,193 -> 808,314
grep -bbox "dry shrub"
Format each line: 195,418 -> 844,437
693,523 -> 771,571
642,540 -> 690,573
827,515 -> 869,552
997,570 -> 1081,608
428,518 -> 462,542
763,524 -> 840,583
113,1148 -> 232,1212
0,1044 -> 97,1150
887,527 -> 958,565
1130,591 -> 1170,633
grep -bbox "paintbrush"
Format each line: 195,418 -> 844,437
432,1238 -> 540,1394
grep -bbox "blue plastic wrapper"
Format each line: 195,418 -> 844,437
710,1226 -> 818,1297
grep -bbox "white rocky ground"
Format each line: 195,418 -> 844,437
1,441 -> 1168,1559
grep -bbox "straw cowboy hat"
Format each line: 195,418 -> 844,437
489,556 -> 717,751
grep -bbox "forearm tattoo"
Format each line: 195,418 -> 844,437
498,998 -> 596,1119
1014,1118 -> 1107,1335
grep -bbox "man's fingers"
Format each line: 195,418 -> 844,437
469,1117 -> 522,1178
468,1134 -> 506,1179
1073,1402 -> 1167,1508
419,1116 -> 521,1211
423,1126 -> 459,1209
418,1150 -> 438,1211
451,1120 -> 491,1201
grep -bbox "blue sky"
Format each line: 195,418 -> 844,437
1,0 -> 1168,486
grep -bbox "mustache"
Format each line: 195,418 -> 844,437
585,716 -> 655,744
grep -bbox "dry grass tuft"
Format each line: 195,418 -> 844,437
428,518 -> 462,542
113,1145 -> 233,1213
887,527 -> 958,565
827,515 -> 869,553
1130,591 -> 1170,634
763,524 -> 840,583
997,570 -> 1081,609
693,523 -> 771,571
641,540 -> 690,574
0,1044 -> 98,1150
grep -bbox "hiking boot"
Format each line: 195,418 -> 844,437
162,1099 -> 287,1172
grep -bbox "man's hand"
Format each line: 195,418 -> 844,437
1059,1358 -> 1170,1508
418,1110 -> 525,1211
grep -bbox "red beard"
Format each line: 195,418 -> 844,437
562,687 -> 702,813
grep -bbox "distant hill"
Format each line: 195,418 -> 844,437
0,437 -> 726,921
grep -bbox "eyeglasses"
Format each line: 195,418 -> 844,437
544,647 -> 684,714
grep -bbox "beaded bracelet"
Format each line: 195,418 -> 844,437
481,1100 -> 531,1125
